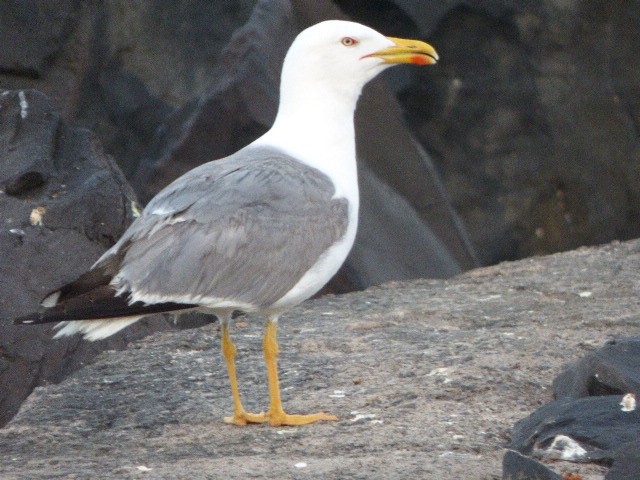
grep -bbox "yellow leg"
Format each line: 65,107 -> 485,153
263,319 -> 338,426
221,321 -> 268,426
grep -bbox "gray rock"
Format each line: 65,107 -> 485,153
2,239 -> 638,479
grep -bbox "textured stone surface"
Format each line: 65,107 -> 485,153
510,395 -> 640,463
398,0 -> 640,264
606,441 -> 640,480
2,239 -> 639,479
0,0 -> 81,77
0,90 -> 176,428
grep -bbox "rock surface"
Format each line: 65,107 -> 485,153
502,450 -> 564,480
3,239 -> 640,479
553,337 -> 640,399
0,89 -> 176,428
510,395 -> 639,463
605,440 -> 640,480
362,0 -> 640,264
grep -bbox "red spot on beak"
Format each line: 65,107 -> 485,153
411,55 -> 430,66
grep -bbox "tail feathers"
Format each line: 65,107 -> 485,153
15,267 -> 197,340
15,285 -> 193,324
54,317 -> 144,341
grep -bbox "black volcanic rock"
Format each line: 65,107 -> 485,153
502,450 -> 564,480
0,89 -> 177,428
605,441 -> 640,480
0,1 -> 81,77
391,1 -> 640,264
510,395 -> 640,464
553,337 -> 640,399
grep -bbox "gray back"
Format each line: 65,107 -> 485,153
97,146 -> 349,309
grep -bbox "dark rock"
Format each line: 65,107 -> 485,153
397,1 -> 640,265
3,237 -> 636,478
132,0 -> 294,201
509,395 -> 640,464
553,337 -> 640,399
502,450 -> 564,480
0,1 -> 94,120
74,0 -> 258,177
605,441 -> 640,480
0,1 -> 81,77
0,90 -> 176,428
350,167 -> 462,285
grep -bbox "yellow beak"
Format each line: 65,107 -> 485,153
368,37 -> 439,66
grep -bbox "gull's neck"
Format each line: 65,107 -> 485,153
252,77 -> 361,202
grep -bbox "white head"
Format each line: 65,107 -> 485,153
254,20 -> 438,195
279,20 -> 438,110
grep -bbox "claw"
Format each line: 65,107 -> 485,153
269,411 -> 339,427
224,410 -> 269,426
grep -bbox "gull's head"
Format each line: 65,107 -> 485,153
280,20 -> 438,102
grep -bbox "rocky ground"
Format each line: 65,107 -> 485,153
3,239 -> 639,479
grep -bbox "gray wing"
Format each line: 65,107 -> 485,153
96,146 -> 349,309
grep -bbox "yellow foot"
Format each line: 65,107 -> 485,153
224,410 -> 269,426
269,411 -> 339,427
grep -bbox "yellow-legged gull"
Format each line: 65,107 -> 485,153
16,20 -> 438,426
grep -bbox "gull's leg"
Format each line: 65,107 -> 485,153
263,315 -> 338,426
220,315 -> 268,425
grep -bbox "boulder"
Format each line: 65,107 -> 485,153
395,0 -> 640,264
502,450 -> 564,480
553,337 -> 640,399
510,395 -> 640,463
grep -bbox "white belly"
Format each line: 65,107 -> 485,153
271,201 -> 358,311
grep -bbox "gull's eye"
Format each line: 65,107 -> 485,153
341,37 -> 358,47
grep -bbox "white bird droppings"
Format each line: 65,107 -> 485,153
546,435 -> 587,461
350,412 -> 376,422
620,393 -> 636,412
30,206 -> 46,226
18,91 -> 28,119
